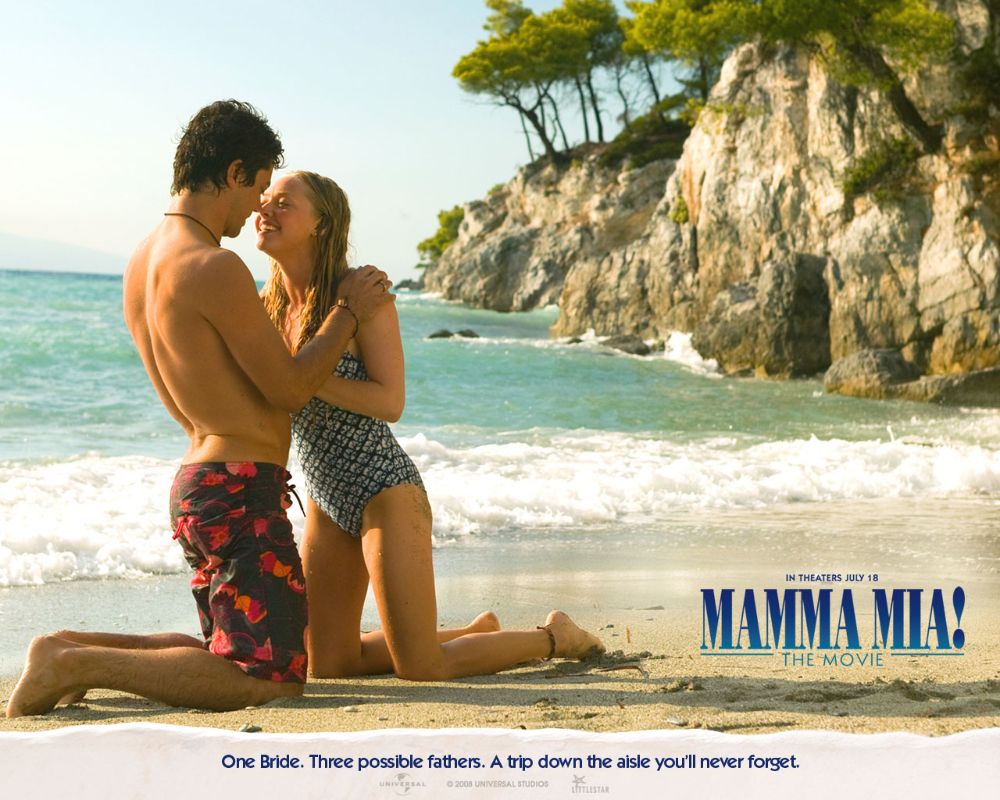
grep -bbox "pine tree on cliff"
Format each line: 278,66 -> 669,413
753,0 -> 954,154
628,0 -> 749,106
629,0 -> 955,154
618,15 -> 665,119
454,5 -> 571,162
549,0 -> 624,143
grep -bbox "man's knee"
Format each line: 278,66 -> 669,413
255,679 -> 304,703
280,682 -> 305,698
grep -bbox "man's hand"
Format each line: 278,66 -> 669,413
337,265 -> 395,322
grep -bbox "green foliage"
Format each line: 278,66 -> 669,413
749,0 -> 954,86
695,98 -> 764,127
628,0 -> 752,100
841,137 -> 920,206
963,152 -> 1000,183
552,0 -> 623,70
629,0 -> 752,63
599,102 -> 691,168
453,10 -> 583,104
455,3 -> 613,101
416,206 -> 465,268
524,11 -> 595,85
483,0 -> 531,36
456,0 -> 958,165
955,37 -> 1000,124
453,5 -> 593,160
628,0 -> 954,93
488,183 -> 507,195
453,29 -> 538,95
619,13 -> 645,57
669,194 -> 690,223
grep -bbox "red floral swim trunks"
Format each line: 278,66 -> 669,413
169,462 -> 308,683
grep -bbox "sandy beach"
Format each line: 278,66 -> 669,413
4,604 -> 998,737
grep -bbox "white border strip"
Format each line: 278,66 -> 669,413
1,724 -> 997,799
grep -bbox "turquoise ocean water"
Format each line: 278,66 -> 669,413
1,268 -> 998,674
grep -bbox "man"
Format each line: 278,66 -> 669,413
6,100 -> 392,717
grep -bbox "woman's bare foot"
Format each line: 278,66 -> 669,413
468,611 -> 501,633
543,611 -> 605,659
6,635 -> 83,718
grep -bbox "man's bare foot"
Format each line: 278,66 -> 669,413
468,611 -> 501,633
6,635 -> 82,718
543,611 -> 605,660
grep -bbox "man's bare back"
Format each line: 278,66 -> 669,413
125,219 -> 294,465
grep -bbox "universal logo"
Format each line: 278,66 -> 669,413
379,772 -> 427,796
571,775 -> 610,795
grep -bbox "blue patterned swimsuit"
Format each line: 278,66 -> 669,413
292,351 -> 424,538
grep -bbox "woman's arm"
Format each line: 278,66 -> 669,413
313,302 -> 405,422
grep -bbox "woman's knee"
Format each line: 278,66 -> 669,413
395,665 -> 448,682
308,652 -> 366,679
393,653 -> 450,682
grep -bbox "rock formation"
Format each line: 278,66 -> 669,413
423,157 -> 673,312
424,0 -> 999,402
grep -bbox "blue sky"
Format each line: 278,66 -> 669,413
0,0 -> 660,281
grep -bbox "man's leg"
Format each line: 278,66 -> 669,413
6,633 -> 300,718
52,630 -> 204,649
49,630 -> 204,705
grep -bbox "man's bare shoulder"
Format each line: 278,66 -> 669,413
149,243 -> 255,299
178,247 -> 255,293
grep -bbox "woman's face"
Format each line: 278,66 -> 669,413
255,174 -> 320,258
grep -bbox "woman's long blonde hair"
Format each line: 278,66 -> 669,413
261,170 -> 351,353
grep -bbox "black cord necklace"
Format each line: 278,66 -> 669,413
163,212 -> 221,246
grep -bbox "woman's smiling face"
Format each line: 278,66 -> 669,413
255,174 -> 320,257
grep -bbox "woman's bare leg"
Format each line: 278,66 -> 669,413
361,484 -> 603,681
300,501 -> 371,677
302,499 -> 501,677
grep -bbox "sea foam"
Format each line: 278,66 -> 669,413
427,330 -> 721,376
3,430 -> 996,585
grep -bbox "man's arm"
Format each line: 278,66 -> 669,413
195,252 -> 391,412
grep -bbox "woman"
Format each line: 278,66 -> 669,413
257,170 -> 604,679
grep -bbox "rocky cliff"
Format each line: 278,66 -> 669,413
423,156 -> 673,311
424,0 -> 999,397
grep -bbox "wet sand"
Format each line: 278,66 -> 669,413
3,606 -> 998,736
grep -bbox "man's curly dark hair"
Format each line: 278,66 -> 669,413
171,100 -> 284,194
